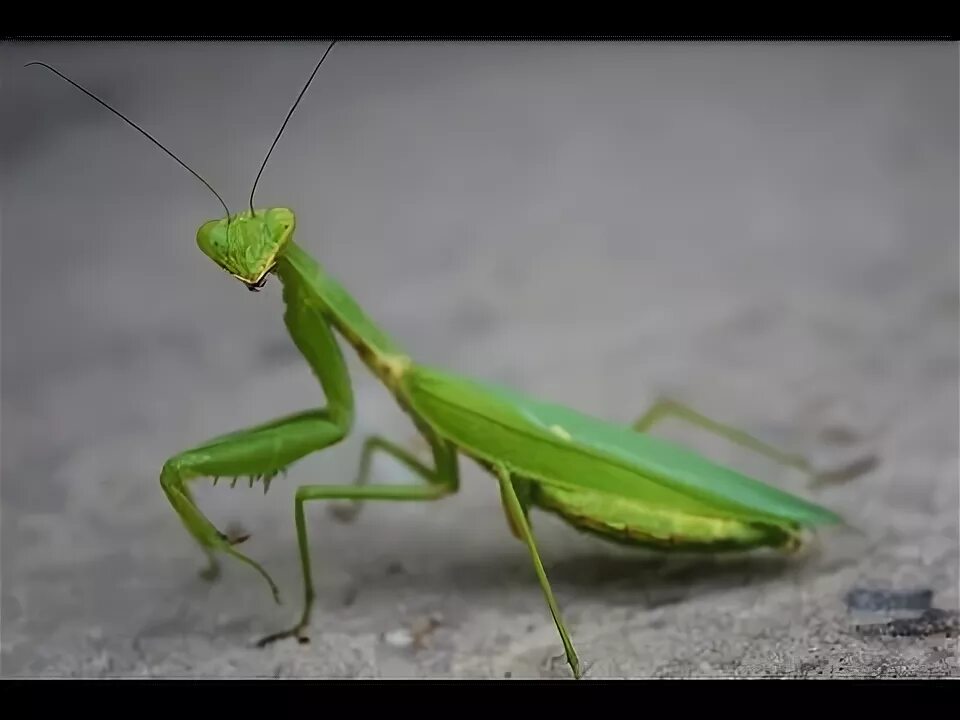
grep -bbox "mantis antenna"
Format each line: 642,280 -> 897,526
24,61 -> 232,221
247,40 -> 338,216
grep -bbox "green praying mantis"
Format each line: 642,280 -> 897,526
28,42 -> 874,679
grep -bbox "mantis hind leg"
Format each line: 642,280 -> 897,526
496,465 -> 581,679
631,397 -> 875,484
255,434 -> 459,648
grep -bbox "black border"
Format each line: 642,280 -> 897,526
5,35 -> 960,40
2,676 -> 957,706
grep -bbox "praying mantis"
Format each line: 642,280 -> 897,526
28,42 -> 874,679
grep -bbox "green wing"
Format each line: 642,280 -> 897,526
402,365 -> 842,527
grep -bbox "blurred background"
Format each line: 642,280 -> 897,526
2,40 -> 957,678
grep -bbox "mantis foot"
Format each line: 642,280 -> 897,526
198,523 -> 250,583
809,453 -> 880,487
255,622 -> 311,648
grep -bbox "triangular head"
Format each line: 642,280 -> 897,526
196,208 -> 296,291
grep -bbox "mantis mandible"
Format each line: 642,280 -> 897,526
28,42 -> 873,679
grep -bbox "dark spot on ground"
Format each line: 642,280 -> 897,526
845,587 -> 934,613
855,608 -> 960,638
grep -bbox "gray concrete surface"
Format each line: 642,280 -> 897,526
2,40 -> 957,679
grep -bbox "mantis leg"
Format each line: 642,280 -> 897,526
496,465 -> 581,680
160,282 -> 356,600
631,397 -> 876,483
632,397 -> 820,472
256,435 -> 459,647
328,432 -> 447,524
160,407 -> 351,602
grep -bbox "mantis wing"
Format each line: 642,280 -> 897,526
402,365 -> 842,528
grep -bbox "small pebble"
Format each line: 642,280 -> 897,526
384,628 -> 414,648
409,613 -> 444,648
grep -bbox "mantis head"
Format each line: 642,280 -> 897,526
27,43 -> 335,294
196,208 -> 296,291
